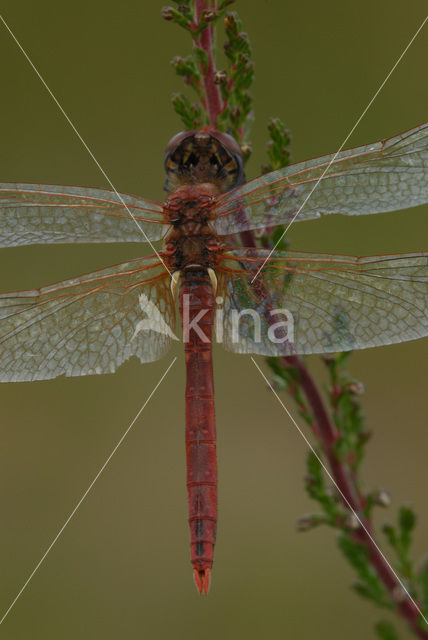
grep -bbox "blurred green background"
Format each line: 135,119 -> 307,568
0,1 -> 427,638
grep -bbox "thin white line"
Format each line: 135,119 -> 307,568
251,357 -> 428,626
0,357 -> 177,625
0,14 -> 171,276
251,14 -> 428,283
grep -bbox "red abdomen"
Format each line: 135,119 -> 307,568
179,269 -> 216,595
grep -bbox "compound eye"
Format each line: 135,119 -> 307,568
185,152 -> 199,167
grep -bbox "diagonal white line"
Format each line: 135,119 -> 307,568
0,14 -> 171,276
251,14 -> 428,283
251,357 -> 428,626
0,357 -> 177,625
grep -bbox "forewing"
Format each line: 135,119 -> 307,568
211,123 -> 428,235
0,183 -> 167,246
217,249 -> 428,355
0,256 -> 176,382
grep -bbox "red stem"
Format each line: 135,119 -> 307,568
284,355 -> 428,638
285,355 -> 362,511
194,0 -> 223,127
239,229 -> 257,248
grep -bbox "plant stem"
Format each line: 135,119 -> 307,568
285,355 -> 428,639
285,355 -> 362,511
194,0 -> 223,126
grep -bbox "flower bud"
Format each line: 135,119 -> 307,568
241,142 -> 252,157
214,70 -> 227,84
374,489 -> 392,507
297,514 -> 320,532
201,9 -> 216,22
344,512 -> 360,530
392,583 -> 408,604
161,6 -> 174,20
347,381 -> 365,395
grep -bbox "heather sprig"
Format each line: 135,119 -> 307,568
163,3 -> 428,637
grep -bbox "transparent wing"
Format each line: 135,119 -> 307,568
217,249 -> 428,356
0,183 -> 168,246
211,123 -> 428,235
0,255 -> 176,382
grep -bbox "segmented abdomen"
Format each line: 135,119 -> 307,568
179,269 -> 216,594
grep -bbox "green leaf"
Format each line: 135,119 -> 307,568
161,6 -> 192,30
265,356 -> 297,381
171,93 -> 205,129
218,0 -> 235,10
233,55 -> 254,90
383,507 -> 416,578
224,12 -> 251,64
398,506 -> 415,551
297,513 -> 330,532
170,0 -> 192,19
338,534 -> 369,575
382,523 -> 398,550
332,435 -> 349,461
265,357 -> 312,424
337,534 -> 391,608
353,583 -> 391,608
265,118 -> 292,170
171,55 -> 204,98
416,558 -> 428,616
194,46 -> 209,71
172,55 -> 200,79
270,225 -> 288,251
216,106 -> 231,131
224,11 -> 240,38
305,452 -> 338,518
321,350 -> 366,471
374,620 -> 401,640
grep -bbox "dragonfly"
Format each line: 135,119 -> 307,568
0,123 -> 427,594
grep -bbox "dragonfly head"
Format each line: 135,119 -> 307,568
163,128 -> 245,193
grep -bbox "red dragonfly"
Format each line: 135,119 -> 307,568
0,124 -> 427,594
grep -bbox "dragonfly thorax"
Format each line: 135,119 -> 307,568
163,185 -> 221,272
164,183 -> 217,225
